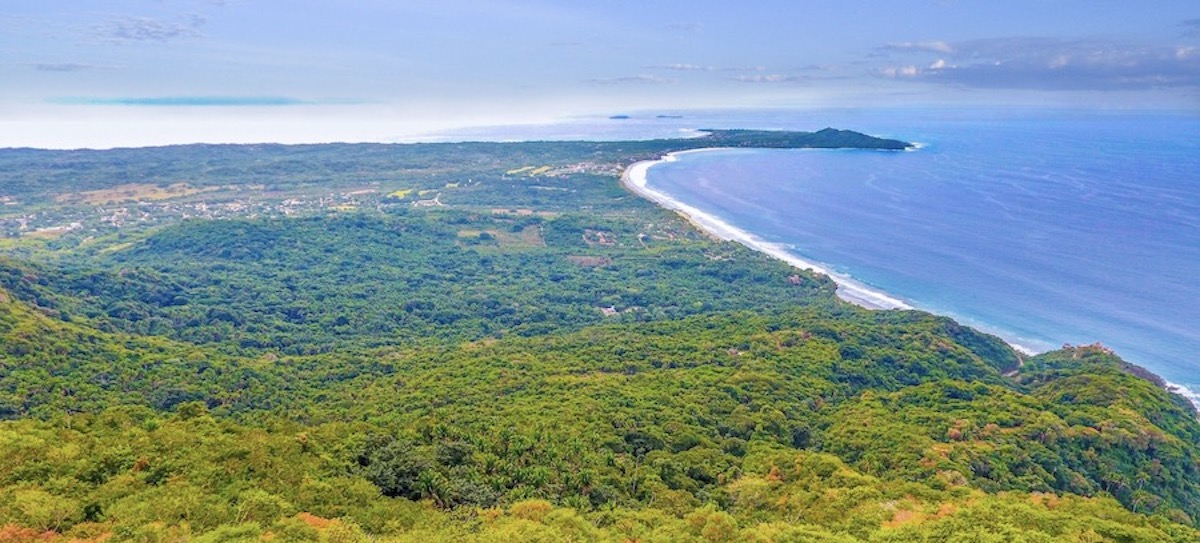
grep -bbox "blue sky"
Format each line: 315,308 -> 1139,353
3,0 -> 1198,147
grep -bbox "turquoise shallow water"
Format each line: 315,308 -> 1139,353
449,108 -> 1200,403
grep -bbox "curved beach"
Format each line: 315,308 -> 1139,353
621,149 -> 913,312
621,150 -> 1200,408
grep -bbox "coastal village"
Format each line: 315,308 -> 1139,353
1,187 -> 387,239
0,159 -> 625,241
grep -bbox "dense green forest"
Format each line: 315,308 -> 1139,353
0,133 -> 1197,542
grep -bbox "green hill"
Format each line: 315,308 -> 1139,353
0,136 -> 1196,542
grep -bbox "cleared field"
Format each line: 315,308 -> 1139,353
56,183 -> 218,205
456,224 -> 544,248
23,227 -> 73,239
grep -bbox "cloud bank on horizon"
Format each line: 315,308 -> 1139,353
879,38 -> 1200,90
2,0 -> 1198,147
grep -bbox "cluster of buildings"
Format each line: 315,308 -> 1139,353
0,188 -> 389,239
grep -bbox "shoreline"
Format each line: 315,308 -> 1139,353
624,149 -> 1038,356
621,149 -> 1200,409
622,149 -> 914,313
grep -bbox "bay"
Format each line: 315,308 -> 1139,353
639,110 -> 1200,404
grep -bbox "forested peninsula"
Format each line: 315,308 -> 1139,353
0,130 -> 1196,542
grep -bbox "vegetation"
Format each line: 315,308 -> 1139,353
0,132 -> 1195,541
697,128 -> 911,150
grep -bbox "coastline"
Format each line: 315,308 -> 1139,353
621,150 -> 1200,409
621,149 -> 913,313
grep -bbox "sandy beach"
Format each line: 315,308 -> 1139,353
621,149 -> 913,312
621,148 -> 1200,410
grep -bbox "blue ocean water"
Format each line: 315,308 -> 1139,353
633,109 -> 1200,401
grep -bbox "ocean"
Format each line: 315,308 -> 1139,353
442,108 -> 1200,405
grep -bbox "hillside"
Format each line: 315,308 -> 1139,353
0,135 -> 1197,541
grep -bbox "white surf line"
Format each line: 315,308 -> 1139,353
622,149 -> 910,311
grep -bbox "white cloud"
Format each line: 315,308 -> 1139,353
587,75 -> 675,85
733,74 -> 796,83
879,65 -> 921,79
884,41 -> 955,54
877,37 -> 1200,90
652,63 -> 716,72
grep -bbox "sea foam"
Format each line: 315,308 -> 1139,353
624,150 -> 911,311
623,148 -> 1200,411
1166,381 -> 1200,411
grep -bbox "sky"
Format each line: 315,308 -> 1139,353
2,0 -> 1199,148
